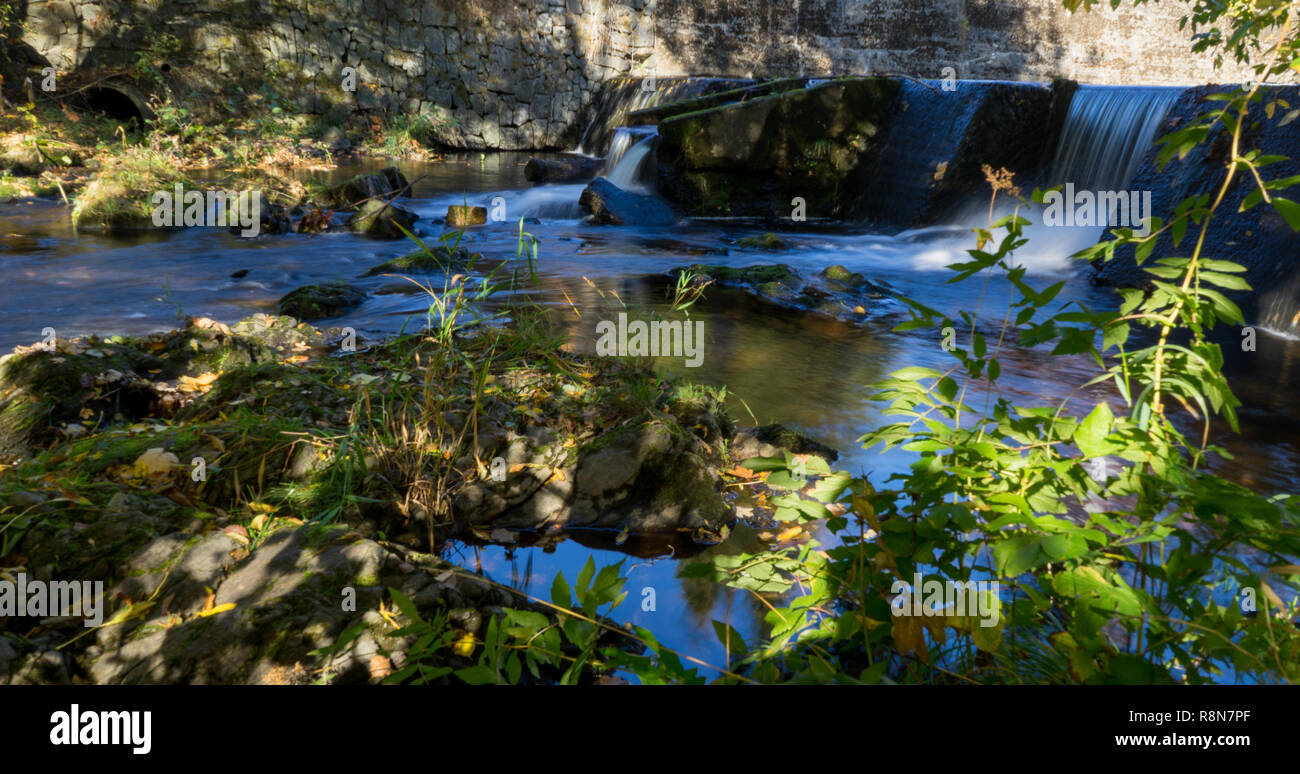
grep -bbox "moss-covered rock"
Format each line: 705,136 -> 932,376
0,315 -> 334,458
70,148 -> 191,231
820,264 -> 868,287
348,199 -> 418,238
314,166 -> 408,210
360,244 -> 479,277
736,232 -> 790,250
669,263 -> 894,324
673,263 -> 798,287
278,282 -> 367,321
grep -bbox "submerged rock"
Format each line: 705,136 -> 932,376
731,424 -> 839,463
348,199 -> 418,238
671,262 -> 894,323
278,282 -> 367,321
524,154 -> 603,183
360,244 -> 480,277
579,177 -> 678,226
735,232 -> 790,250
446,205 -> 487,227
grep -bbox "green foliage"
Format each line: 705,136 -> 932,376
133,33 -> 182,86
327,0 -> 1300,686
609,0 -> 1300,685
380,110 -> 453,157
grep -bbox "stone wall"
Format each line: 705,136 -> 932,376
17,0 -> 1271,150
649,0 -> 1266,86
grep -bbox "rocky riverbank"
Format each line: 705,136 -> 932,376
0,255 -> 841,683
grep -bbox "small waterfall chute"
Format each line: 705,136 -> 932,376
992,85 -> 1183,274
1048,85 -> 1182,191
604,127 -> 657,191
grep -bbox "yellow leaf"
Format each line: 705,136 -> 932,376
453,631 -> 476,658
103,600 -> 155,628
891,613 -> 928,662
197,602 -> 236,618
133,447 -> 179,477
776,526 -> 803,543
922,612 -> 948,646
178,371 -> 219,394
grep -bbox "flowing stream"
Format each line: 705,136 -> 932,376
3,84 -> 1297,678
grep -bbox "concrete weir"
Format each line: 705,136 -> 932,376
647,76 -> 1064,225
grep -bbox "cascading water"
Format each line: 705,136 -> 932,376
1258,273 -> 1300,339
1047,85 -> 1182,191
604,127 -> 657,191
999,85 -> 1183,273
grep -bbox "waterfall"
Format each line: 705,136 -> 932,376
1259,273 -> 1300,339
1048,85 -> 1182,191
604,127 -> 657,191
979,84 -> 1185,274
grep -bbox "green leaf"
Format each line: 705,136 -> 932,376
1102,321 -> 1130,351
550,572 -> 572,609
1074,402 -> 1115,458
993,536 -> 1046,577
892,366 -> 943,381
389,588 -> 423,624
1052,565 -> 1143,617
712,620 -> 748,656
1272,197 -> 1300,230
454,665 -> 497,685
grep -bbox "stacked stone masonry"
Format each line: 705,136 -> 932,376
20,0 -> 1268,150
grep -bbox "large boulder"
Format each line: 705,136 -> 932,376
579,177 -> 678,226
0,316 -> 333,458
360,244 -> 479,277
654,76 -> 1058,226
